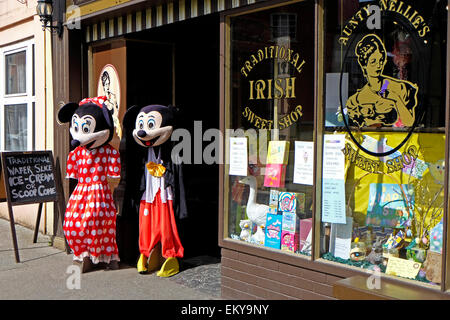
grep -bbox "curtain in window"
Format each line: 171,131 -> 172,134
4,104 -> 27,151
5,51 -> 26,95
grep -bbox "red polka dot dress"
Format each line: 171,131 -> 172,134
63,144 -> 121,264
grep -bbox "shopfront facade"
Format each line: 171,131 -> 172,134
56,0 -> 450,299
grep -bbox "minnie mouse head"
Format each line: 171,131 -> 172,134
58,96 -> 115,150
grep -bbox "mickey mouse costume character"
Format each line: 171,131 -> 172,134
121,104 -> 187,277
58,96 -> 121,273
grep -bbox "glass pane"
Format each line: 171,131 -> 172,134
226,1 -> 315,256
321,0 -> 447,286
5,104 -> 28,151
5,50 -> 26,94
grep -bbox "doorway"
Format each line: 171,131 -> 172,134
125,14 -> 221,262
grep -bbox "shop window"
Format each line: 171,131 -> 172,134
320,0 -> 447,286
0,40 -> 34,151
225,0 -> 315,256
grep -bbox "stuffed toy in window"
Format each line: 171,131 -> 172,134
120,104 -> 187,277
57,96 -> 121,273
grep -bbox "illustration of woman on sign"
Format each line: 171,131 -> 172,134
346,34 -> 418,128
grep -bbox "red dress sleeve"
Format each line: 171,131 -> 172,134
66,149 -> 79,179
107,145 -> 121,178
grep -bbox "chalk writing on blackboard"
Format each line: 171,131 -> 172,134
2,152 -> 57,204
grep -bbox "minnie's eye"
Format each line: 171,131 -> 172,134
148,119 -> 155,129
73,123 -> 79,132
138,120 -> 144,130
82,123 -> 90,134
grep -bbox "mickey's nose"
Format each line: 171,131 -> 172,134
137,130 -> 147,138
71,139 -> 80,148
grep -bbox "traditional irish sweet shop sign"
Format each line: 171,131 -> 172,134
0,151 -> 66,263
240,45 -> 305,130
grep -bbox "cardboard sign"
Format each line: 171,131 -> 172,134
385,256 -> 421,279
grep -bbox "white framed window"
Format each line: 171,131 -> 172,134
0,39 -> 35,151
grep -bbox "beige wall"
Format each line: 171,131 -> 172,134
0,0 -> 55,235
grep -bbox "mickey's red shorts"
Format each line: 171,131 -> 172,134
138,190 -> 184,258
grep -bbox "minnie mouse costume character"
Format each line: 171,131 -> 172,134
58,96 -> 121,273
121,104 -> 187,277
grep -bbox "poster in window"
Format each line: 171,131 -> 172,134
97,64 -> 122,139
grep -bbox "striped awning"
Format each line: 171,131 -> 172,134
85,0 -> 263,43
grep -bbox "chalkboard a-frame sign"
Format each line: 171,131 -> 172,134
0,151 -> 66,263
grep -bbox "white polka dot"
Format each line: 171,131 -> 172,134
144,209 -> 149,216
92,149 -> 97,155
89,221 -> 94,226
71,155 -> 76,161
104,237 -> 109,243
95,157 -> 100,163
100,147 -> 105,153
111,158 -> 116,164
79,231 -> 84,237
97,166 -> 103,172
87,159 -> 92,164
83,168 -> 88,174
87,239 -> 92,244
75,222 -> 81,228
71,231 -> 77,236
112,149 -> 117,154
86,177 -> 91,183
98,229 -> 103,235
80,177 -> 84,183
68,164 -> 73,169
90,167 -> 96,173
102,157 -> 107,163
106,247 -> 112,252
92,230 -> 96,236
89,202 -> 94,208
101,176 -> 106,181
114,167 -> 119,172
69,221 -> 73,227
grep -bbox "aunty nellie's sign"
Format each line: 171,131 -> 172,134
240,45 -> 305,130
338,0 -> 432,158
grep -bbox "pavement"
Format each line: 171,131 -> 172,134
0,218 -> 222,300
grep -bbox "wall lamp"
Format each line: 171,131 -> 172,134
36,0 -> 63,37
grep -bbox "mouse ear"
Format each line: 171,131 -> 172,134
123,105 -> 141,129
57,102 -> 79,124
101,104 -> 114,128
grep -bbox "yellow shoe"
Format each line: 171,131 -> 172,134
137,254 -> 148,274
147,244 -> 163,273
156,257 -> 179,277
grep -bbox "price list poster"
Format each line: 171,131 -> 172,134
321,134 -> 346,224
